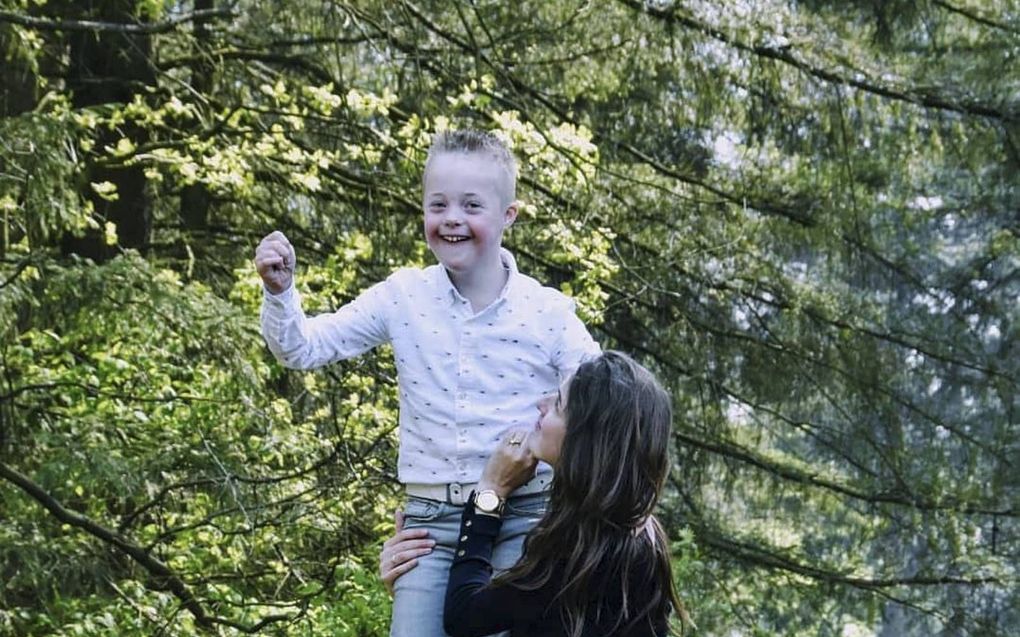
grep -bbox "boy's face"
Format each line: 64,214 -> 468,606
423,151 -> 517,276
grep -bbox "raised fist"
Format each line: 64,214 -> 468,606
254,230 -> 296,295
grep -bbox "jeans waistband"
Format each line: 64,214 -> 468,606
404,472 -> 552,506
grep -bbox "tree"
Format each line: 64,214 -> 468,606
1,0 -> 1016,635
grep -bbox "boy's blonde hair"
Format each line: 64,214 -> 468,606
425,129 -> 517,203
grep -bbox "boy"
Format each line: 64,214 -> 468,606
255,130 -> 598,637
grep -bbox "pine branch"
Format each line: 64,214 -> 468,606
696,524 -> 1005,589
673,429 -> 1016,517
618,0 -> 1016,123
932,0 -> 1020,35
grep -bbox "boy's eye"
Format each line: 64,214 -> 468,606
465,201 -> 481,209
429,202 -> 446,210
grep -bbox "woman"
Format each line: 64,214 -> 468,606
381,351 -> 692,636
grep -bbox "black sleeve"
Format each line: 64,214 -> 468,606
443,500 -> 549,637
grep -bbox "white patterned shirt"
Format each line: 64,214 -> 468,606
260,249 -> 599,484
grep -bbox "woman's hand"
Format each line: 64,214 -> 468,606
379,510 -> 435,595
478,428 -> 538,499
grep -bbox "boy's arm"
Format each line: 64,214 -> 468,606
260,278 -> 391,370
551,299 -> 600,381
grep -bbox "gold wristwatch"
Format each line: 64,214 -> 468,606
473,489 -> 505,517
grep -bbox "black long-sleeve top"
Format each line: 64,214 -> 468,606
443,501 -> 670,637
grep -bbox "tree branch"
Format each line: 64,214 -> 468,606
0,462 -> 214,629
0,461 -> 297,633
0,8 -> 235,35
697,524 -> 1004,589
673,430 -> 1016,517
618,0 -> 1015,122
0,380 -> 214,404
932,0 -> 1020,35
157,48 -> 333,84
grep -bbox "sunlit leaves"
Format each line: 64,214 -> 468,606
1,0 -> 1017,634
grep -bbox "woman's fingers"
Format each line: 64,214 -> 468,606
383,527 -> 431,549
501,428 -> 537,465
385,538 -> 436,558
390,546 -> 435,565
481,428 -> 539,494
380,510 -> 435,595
382,557 -> 422,594
381,542 -> 434,595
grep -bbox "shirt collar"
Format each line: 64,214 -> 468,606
434,248 -> 519,307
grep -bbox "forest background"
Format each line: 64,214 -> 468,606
0,0 -> 1016,635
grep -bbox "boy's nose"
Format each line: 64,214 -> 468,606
442,207 -> 465,225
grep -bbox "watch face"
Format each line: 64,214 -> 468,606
477,491 -> 500,511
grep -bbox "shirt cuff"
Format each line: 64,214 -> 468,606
453,501 -> 503,565
262,282 -> 297,309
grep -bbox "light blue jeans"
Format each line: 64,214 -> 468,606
389,491 -> 548,637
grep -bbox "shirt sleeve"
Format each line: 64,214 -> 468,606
259,278 -> 391,370
551,297 -> 600,382
443,502 -> 549,637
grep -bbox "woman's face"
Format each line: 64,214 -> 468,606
529,378 -> 570,464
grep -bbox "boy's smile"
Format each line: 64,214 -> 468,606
423,152 -> 517,278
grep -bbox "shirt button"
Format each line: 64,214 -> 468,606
460,535 -> 468,542
466,520 -> 472,527
457,549 -> 466,556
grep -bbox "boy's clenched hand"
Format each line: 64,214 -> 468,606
254,231 -> 296,295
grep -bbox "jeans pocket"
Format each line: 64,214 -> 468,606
505,493 -> 548,519
402,496 -> 443,525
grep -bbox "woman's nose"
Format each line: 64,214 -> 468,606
537,395 -> 551,414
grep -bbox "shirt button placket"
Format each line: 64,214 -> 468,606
456,314 -> 475,480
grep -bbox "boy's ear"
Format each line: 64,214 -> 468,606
504,200 -> 520,228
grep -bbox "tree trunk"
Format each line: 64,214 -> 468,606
0,22 -> 40,261
61,0 -> 155,262
179,0 -> 214,234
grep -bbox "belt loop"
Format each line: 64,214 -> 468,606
448,482 -> 464,506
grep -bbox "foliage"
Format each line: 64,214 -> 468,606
1,0 -> 1017,635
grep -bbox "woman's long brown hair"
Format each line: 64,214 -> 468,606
494,351 -> 692,636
